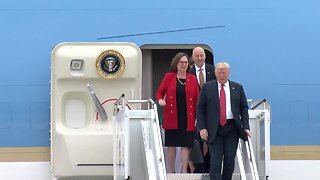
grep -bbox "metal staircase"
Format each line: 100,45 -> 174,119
113,97 -> 269,180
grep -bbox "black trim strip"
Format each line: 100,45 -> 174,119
76,164 -> 113,166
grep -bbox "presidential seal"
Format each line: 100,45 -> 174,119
96,50 -> 125,79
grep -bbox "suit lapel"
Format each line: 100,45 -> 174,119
191,66 -> 203,90
205,64 -> 213,82
229,81 -> 236,113
205,64 -> 210,82
213,81 -> 220,109
190,66 -> 196,75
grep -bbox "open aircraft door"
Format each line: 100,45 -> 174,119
50,42 -> 141,179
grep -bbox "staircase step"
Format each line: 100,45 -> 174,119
167,173 -> 241,180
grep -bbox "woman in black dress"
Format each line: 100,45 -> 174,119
156,52 -> 199,173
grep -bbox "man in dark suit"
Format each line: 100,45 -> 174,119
190,47 -> 216,88
189,47 -> 216,173
196,62 -> 251,180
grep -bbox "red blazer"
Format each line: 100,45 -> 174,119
156,72 -> 199,131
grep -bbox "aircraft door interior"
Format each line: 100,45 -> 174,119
50,42 -> 141,178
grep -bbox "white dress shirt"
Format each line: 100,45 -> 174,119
195,64 -> 206,84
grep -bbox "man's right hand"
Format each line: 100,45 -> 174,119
199,129 -> 208,141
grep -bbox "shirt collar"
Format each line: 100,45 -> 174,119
218,80 -> 230,88
195,64 -> 205,72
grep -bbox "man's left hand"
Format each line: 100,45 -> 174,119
245,129 -> 251,137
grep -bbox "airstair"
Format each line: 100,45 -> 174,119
113,96 -> 270,180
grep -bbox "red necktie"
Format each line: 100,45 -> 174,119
219,84 -> 227,126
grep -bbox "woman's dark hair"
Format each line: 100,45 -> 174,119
170,52 -> 191,72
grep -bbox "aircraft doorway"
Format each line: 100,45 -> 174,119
140,44 -> 214,102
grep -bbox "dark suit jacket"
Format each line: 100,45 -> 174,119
189,63 -> 216,88
196,80 -> 250,143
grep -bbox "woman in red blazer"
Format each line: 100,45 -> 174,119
156,52 -> 199,173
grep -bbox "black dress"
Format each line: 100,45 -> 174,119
165,78 -> 194,148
